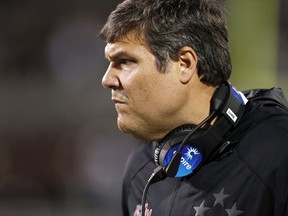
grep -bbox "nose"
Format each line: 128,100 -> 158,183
102,64 -> 120,89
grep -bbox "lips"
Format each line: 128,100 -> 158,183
111,91 -> 127,104
112,98 -> 125,104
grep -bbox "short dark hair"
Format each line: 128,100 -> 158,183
100,0 -> 231,86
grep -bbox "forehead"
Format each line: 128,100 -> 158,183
104,31 -> 152,60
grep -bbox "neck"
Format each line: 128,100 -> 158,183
186,81 -> 217,125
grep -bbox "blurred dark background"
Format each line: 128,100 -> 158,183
0,0 -> 287,215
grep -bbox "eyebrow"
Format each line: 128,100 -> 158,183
106,50 -> 135,62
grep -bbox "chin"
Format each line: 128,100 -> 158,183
117,123 -> 147,140
121,127 -> 162,141
117,118 -> 165,141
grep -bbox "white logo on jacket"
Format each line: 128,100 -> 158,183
133,203 -> 152,216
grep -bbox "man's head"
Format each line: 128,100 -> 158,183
100,0 -> 231,85
101,0 -> 231,141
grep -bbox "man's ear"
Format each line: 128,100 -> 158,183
178,46 -> 198,84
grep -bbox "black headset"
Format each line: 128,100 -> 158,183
154,81 -> 246,178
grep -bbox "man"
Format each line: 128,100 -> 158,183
100,0 -> 288,215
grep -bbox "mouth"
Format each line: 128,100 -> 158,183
111,91 -> 127,103
112,98 -> 125,104
111,90 -> 128,105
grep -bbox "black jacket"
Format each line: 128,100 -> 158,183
122,88 -> 288,216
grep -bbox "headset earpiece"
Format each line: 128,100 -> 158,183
154,81 -> 246,178
154,124 -> 205,177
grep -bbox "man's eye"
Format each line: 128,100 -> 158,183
111,59 -> 136,69
120,59 -> 132,65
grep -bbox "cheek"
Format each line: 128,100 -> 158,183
134,85 -> 178,117
124,67 -> 181,115
124,82 -> 156,117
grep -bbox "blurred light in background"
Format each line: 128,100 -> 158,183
228,0 -> 288,94
0,0 -> 287,215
